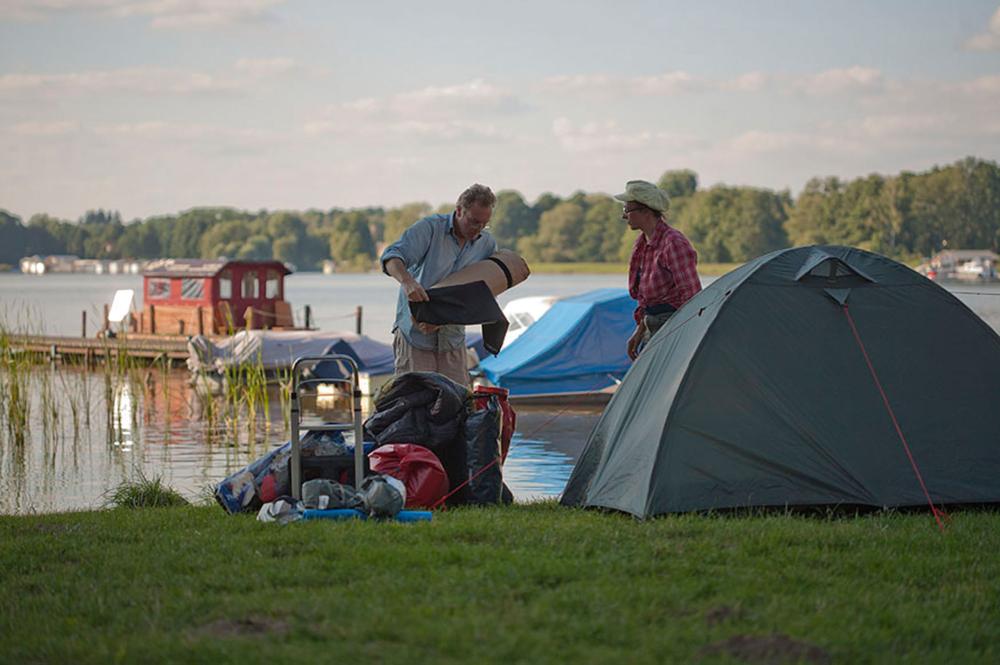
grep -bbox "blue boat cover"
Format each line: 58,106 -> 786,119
187,329 -> 396,376
312,336 -> 396,380
465,331 -> 488,360
478,288 -> 637,396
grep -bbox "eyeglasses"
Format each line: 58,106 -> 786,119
460,209 -> 491,226
622,205 -> 647,216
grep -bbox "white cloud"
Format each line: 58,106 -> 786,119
9,120 -> 80,136
633,71 -> 704,95
0,0 -> 111,20
341,97 -> 380,112
0,0 -> 289,28
302,79 -> 526,144
303,116 -> 509,144
796,66 -> 884,96
724,71 -> 771,93
859,106 -> 1000,142
385,120 -> 507,143
964,7 -> 1000,51
553,117 -> 645,152
93,121 -> 274,144
540,73 -> 619,93
233,57 -> 297,77
539,71 -> 703,97
301,120 -> 340,135
860,113 -> 953,138
92,121 -> 171,137
0,66 -> 243,97
957,74 -> 1000,95
0,59 -> 303,100
394,79 -> 523,113
727,130 -> 862,155
47,121 -> 281,159
539,67 -> 883,98
552,117 -> 699,153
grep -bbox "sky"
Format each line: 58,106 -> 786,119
2,0 -> 1000,221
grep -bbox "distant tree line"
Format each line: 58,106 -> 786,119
2,157 -> 998,270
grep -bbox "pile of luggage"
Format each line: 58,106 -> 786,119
215,371 -> 515,521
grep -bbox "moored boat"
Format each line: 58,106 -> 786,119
138,258 -> 305,335
186,329 -> 395,398
476,288 -> 636,405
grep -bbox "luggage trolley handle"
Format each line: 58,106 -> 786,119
289,354 -> 365,501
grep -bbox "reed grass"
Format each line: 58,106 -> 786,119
0,304 -> 293,515
56,365 -> 83,444
1,338 -> 32,450
242,352 -> 267,449
193,367 -> 220,445
104,470 -> 189,509
38,364 -> 58,446
276,366 -> 292,432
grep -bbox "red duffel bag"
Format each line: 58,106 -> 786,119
368,444 -> 450,508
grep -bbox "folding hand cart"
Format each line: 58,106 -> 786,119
288,354 -> 366,501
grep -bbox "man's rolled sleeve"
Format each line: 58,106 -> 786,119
380,217 -> 433,275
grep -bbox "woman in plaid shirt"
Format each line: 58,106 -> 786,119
615,180 -> 702,360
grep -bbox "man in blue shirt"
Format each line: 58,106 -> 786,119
381,184 -> 498,386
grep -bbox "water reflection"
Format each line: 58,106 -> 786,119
112,380 -> 137,451
504,435 -> 575,502
0,364 -> 286,514
0,364 -> 588,514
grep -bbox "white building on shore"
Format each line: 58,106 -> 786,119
18,255 -> 145,275
917,249 -> 998,281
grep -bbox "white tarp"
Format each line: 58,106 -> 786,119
107,289 -> 134,324
186,329 -> 394,374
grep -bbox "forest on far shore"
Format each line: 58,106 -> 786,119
2,157 -> 998,271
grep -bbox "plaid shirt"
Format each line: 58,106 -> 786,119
628,222 -> 701,324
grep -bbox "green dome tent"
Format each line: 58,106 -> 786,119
561,246 -> 1000,518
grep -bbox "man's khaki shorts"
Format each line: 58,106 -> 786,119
393,330 -> 470,387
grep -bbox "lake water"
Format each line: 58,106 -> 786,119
0,272 -> 634,342
0,272 -> 631,515
1,271 -> 998,515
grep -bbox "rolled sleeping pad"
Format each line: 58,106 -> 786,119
433,249 -> 530,296
301,509 -> 433,522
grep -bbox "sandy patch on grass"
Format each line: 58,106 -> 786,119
197,616 -> 290,639
699,633 -> 830,664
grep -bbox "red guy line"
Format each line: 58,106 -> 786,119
842,304 -> 946,533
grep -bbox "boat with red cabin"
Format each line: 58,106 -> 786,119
138,258 -> 302,335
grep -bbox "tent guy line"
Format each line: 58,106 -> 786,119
433,374 -> 626,510
842,303 -> 946,533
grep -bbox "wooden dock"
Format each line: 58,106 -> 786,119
7,333 -> 191,363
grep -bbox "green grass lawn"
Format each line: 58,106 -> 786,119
2,503 -> 999,663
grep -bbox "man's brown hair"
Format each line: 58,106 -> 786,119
457,183 -> 496,209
